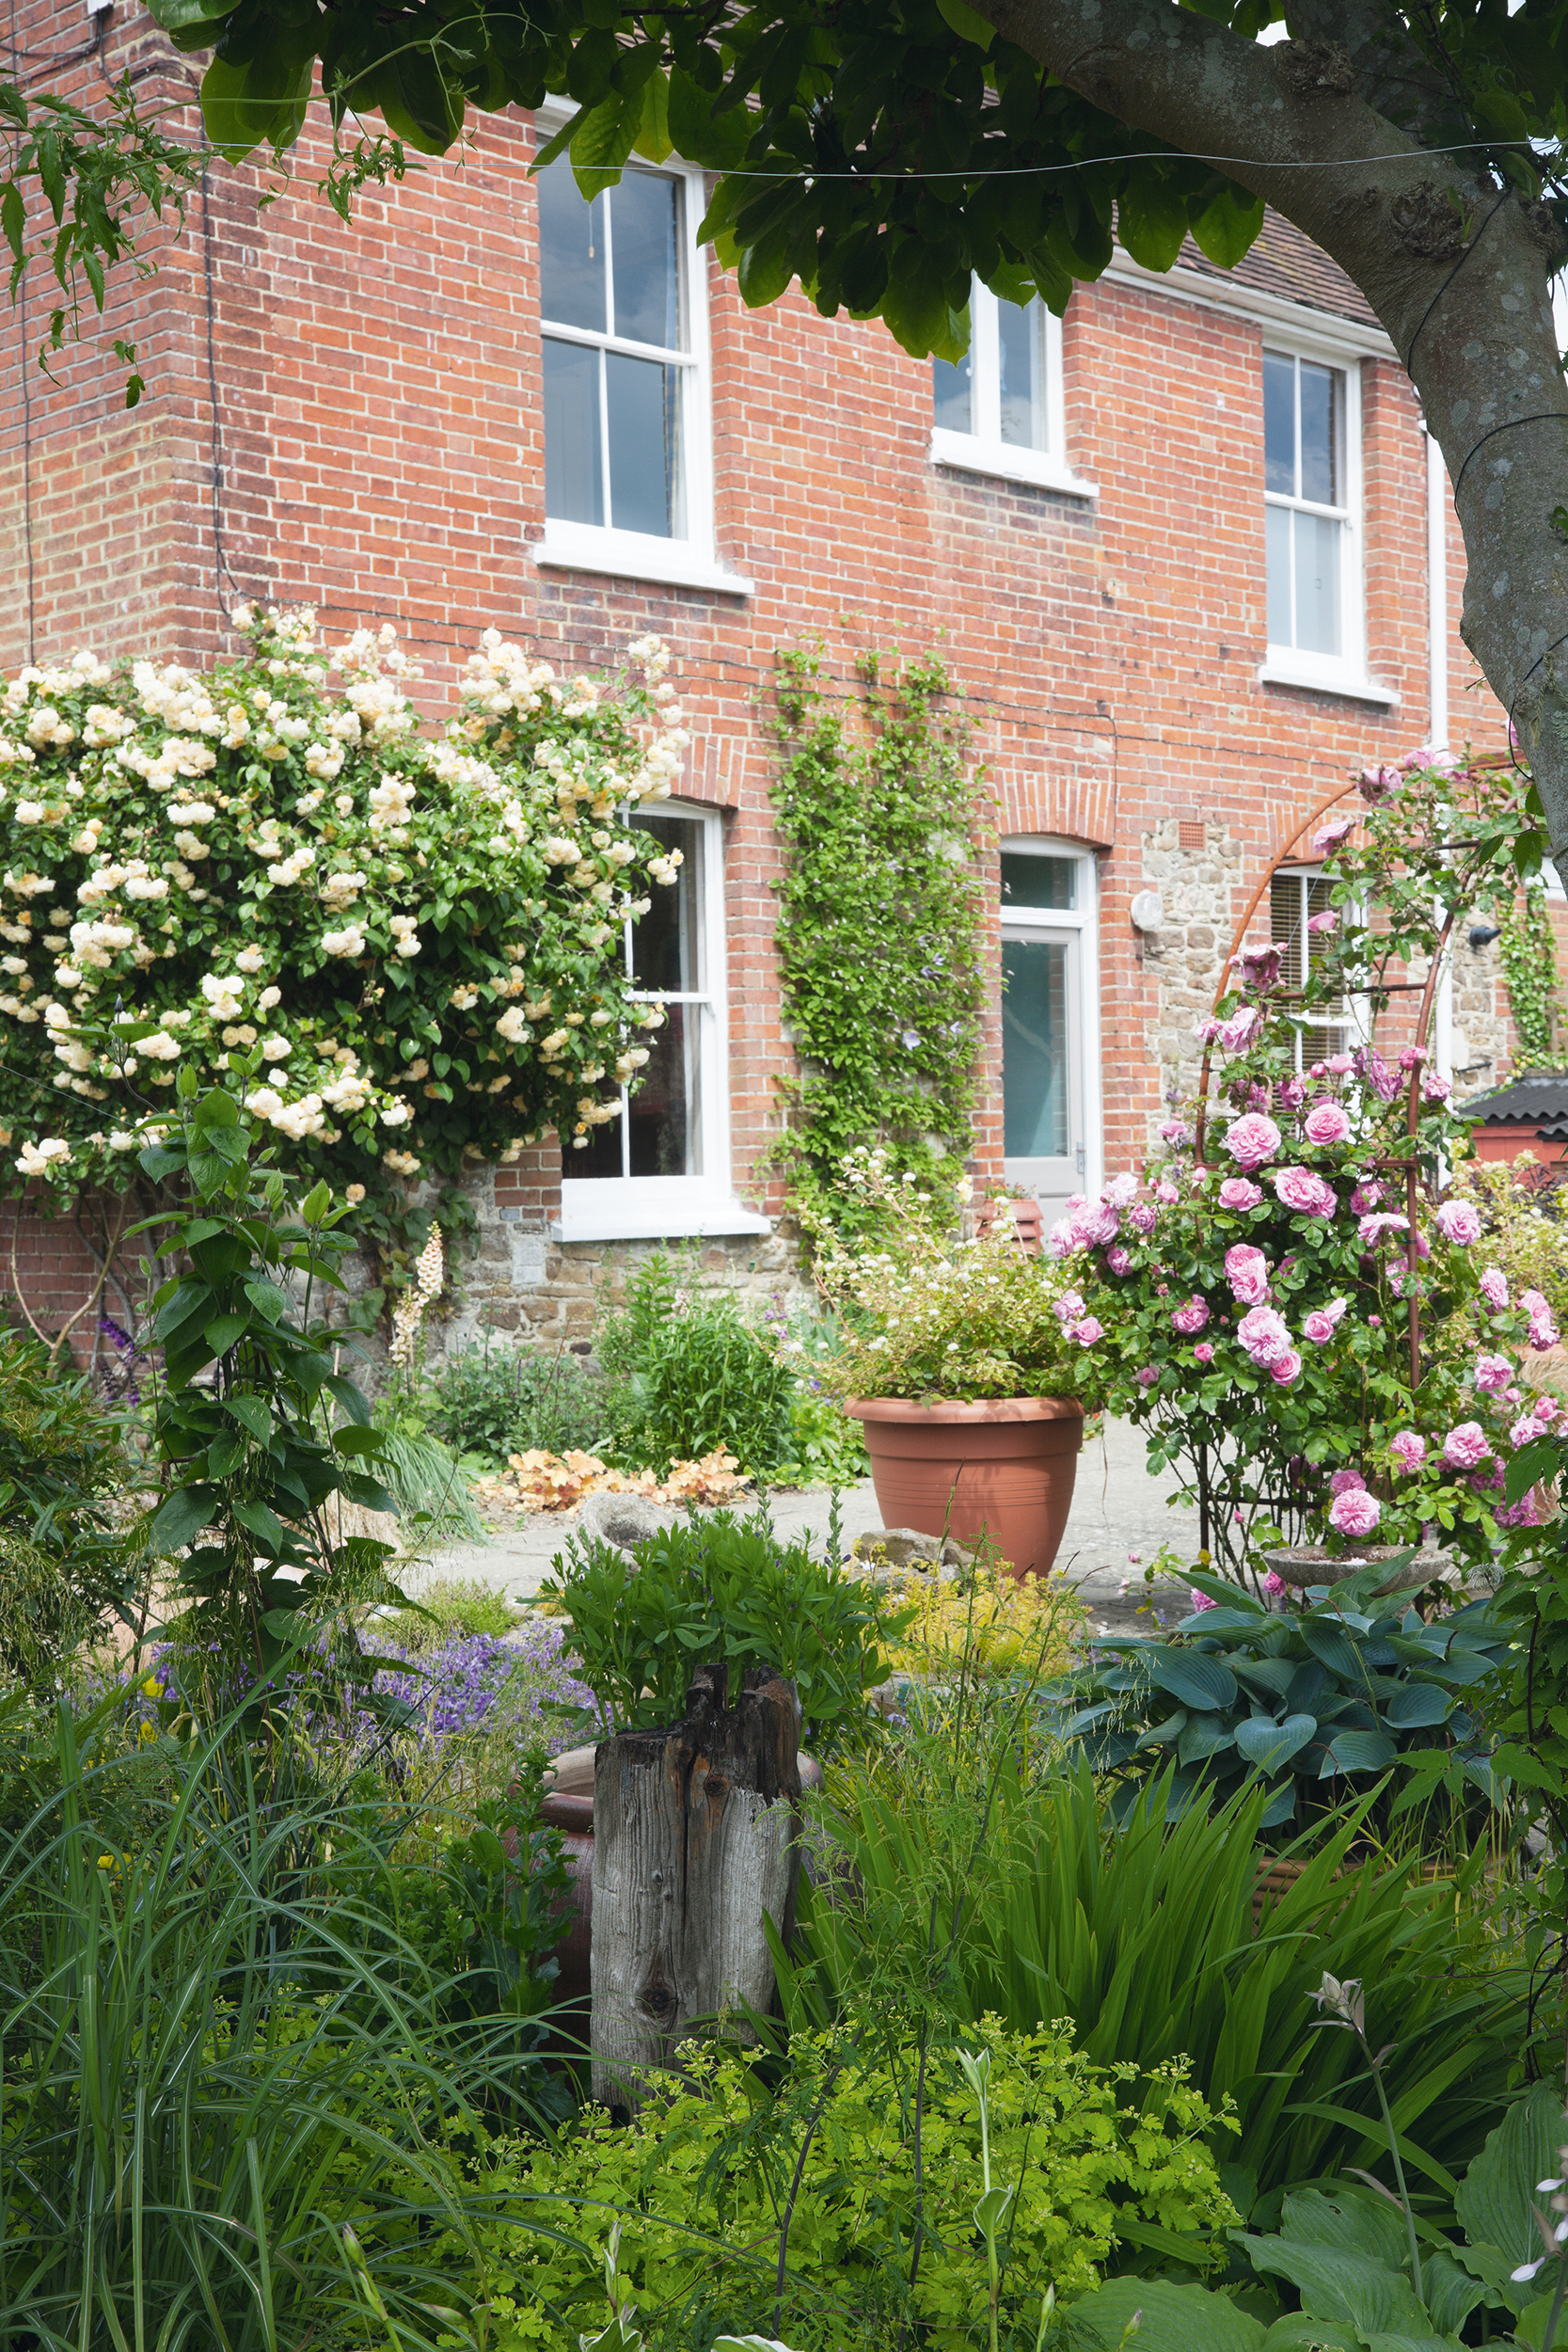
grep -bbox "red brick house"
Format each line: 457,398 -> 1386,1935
2,4 -> 1560,1343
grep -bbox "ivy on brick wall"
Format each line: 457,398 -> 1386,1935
768,646 -> 989,1243
1498,881 -> 1566,1069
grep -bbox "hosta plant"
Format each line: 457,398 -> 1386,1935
1048,1563 -> 1512,1846
0,607 -> 688,1217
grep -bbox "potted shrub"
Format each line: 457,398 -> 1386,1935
801,1150 -> 1107,1577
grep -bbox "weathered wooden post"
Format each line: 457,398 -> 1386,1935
591,1661 -> 802,2117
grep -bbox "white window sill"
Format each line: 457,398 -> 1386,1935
552,1194 -> 772,1243
929,430 -> 1098,500
1258,658 -> 1401,707
532,527 -> 754,596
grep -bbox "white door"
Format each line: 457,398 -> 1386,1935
1000,842 -> 1099,1225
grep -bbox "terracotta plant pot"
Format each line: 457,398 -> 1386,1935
975,1197 -> 1043,1254
843,1395 -> 1084,1579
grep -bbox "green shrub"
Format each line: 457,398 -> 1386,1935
595,1255 -> 797,1478
792,1757 -> 1524,2213
541,1507 -> 906,1752
386,1574 -> 525,1651
1047,1565 -> 1512,1853
423,1341 -> 622,1465
372,1399 -> 488,1540
459,2020 -> 1236,2350
0,1327 -> 133,1676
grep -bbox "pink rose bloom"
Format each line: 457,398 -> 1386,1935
1135,1365 -> 1159,1390
1074,1201 -> 1121,1248
1474,1352 -> 1513,1395
1357,1212 -> 1409,1247
1155,1180 -> 1180,1205
1068,1317 -> 1104,1346
1223,1112 -> 1283,1170
1422,1072 -> 1452,1103
1219,1177 -> 1263,1211
1225,1244 -> 1272,1306
1329,1488 -> 1382,1537
1193,1342 -> 1215,1364
1273,1166 -> 1338,1218
1307,909 -> 1338,934
1189,1588 -> 1218,1613
1104,1172 -> 1138,1208
1328,1468 -> 1367,1496
1158,1120 -> 1188,1145
1053,1290 -> 1086,1325
1128,1201 -> 1158,1233
1442,1422 -> 1492,1470
1480,1266 -> 1510,1310
1269,1348 -> 1304,1387
1313,816 -> 1355,851
1389,1431 -> 1426,1472
1523,1289 -> 1561,1347
1237,1304 -> 1291,1365
1304,1100 -> 1352,1147
1262,1570 -> 1288,1597
1170,1296 -> 1211,1335
1497,1493 -> 1544,1530
1506,1387 -> 1523,1404
1510,1416 -> 1544,1450
1435,1200 -> 1482,1247
1399,1045 -> 1426,1073
1325,1054 -> 1356,1074
1218,1006 -> 1261,1053
1301,1296 -> 1348,1347
1278,1075 -> 1307,1114
1104,1246 -> 1132,1276
1535,1394 -> 1560,1423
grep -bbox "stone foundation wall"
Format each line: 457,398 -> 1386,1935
1139,816 -> 1246,1157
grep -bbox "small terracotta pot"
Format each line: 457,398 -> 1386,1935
843,1395 -> 1084,1579
975,1198 -> 1043,1254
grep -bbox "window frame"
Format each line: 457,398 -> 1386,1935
531,110 -> 753,597
1258,336 -> 1379,701
555,801 -> 769,1241
998,835 -> 1103,1202
1270,863 -> 1368,1073
930,282 -> 1097,501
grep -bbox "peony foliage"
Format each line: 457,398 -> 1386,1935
0,609 -> 689,1208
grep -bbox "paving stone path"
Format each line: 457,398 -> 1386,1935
409,1414 -> 1201,1635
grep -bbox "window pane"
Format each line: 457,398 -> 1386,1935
1001,852 -> 1076,910
539,159 -> 606,333
628,1002 -> 699,1175
1294,511 -> 1342,655
998,299 -> 1045,449
1263,351 -> 1295,496
630,814 -> 702,993
610,171 -> 681,349
1299,361 -> 1339,505
1002,938 -> 1069,1160
1270,873 -> 1305,991
570,1103 -> 627,1178
1266,503 -> 1292,645
544,339 -> 604,525
933,350 -> 973,435
606,354 -> 680,538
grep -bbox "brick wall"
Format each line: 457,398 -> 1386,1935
1,0 -> 1543,1350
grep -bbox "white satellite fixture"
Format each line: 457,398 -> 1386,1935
1130,891 -> 1164,932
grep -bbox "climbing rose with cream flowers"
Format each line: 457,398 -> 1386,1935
0,609 -> 688,1203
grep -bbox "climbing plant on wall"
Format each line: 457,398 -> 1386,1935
769,646 -> 989,1245
1497,881 -> 1566,1068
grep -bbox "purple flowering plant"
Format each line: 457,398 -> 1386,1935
1052,752 -> 1555,1579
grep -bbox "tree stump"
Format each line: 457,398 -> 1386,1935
590,1661 -> 802,2118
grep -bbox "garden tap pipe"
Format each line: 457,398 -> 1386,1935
1193,781 -> 1360,1165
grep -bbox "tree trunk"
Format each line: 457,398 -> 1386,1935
590,1661 -> 802,2118
978,0 -> 1568,858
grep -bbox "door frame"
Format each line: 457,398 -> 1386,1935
999,835 -> 1103,1200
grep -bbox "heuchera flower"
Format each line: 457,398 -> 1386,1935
1474,1352 -> 1514,1395
1218,1176 -> 1262,1210
1389,1430 -> 1427,1472
1225,1244 -> 1272,1306
1237,1305 -> 1291,1365
1273,1166 -> 1338,1218
1442,1422 -> 1492,1470
1329,1487 -> 1382,1537
1223,1112 -> 1282,1170
1170,1295 -> 1211,1335
1480,1266 -> 1510,1310
1303,1100 -> 1352,1147
1435,1200 -> 1482,1247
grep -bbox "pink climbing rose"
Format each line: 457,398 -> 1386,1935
1435,1200 -> 1482,1247
1218,1177 -> 1263,1211
1189,1588 -> 1218,1613
1328,1468 -> 1367,1497
1225,1244 -> 1272,1306
1170,1296 -> 1211,1335
1067,1317 -> 1104,1346
1273,1166 -> 1338,1217
1302,1296 -> 1349,1345
1474,1352 -> 1513,1395
1522,1290 -> 1561,1347
1303,1100 -> 1352,1147
1223,1112 -> 1282,1169
1236,1305 -> 1291,1366
1389,1431 -> 1427,1472
1442,1422 -> 1492,1470
1329,1487 -> 1383,1538
1193,1342 -> 1215,1364
1480,1266 -> 1510,1310
1268,1347 -> 1304,1387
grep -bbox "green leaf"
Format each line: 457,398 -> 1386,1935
232,1497 -> 286,1553
1326,1728 -> 1398,1774
1147,1645 -> 1239,1713
203,1312 -> 249,1359
150,1485 -> 221,1554
1454,2082 -> 1568,2277
669,68 -> 752,168
934,0 -> 994,45
1235,1712 -> 1316,1772
1383,1683 -> 1454,1729
223,1394 -> 273,1442
1277,2185 -> 1407,2273
198,50 -> 313,164
243,1279 -> 288,1324
324,1373 -> 371,1426
1188,176 -> 1265,268
1244,2237 -> 1430,2335
1117,173 -> 1191,273
1069,2278 -> 1267,2350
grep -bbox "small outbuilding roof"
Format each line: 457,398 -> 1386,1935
1458,1072 -> 1568,1126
